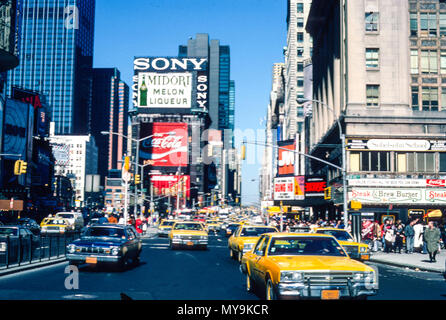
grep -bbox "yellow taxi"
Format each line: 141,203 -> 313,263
314,228 -> 370,260
240,233 -> 378,300
40,217 -> 72,234
157,219 -> 177,237
205,218 -> 222,233
168,221 -> 208,250
228,225 -> 278,262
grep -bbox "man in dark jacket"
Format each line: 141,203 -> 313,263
404,221 -> 415,254
424,221 -> 441,262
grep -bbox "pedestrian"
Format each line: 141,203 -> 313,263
108,214 -> 118,224
413,221 -> 424,253
372,221 -> 382,252
404,220 -> 416,254
424,221 -> 441,262
440,223 -> 446,250
383,220 -> 395,253
394,222 -> 404,254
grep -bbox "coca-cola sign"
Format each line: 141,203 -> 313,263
139,122 -> 188,167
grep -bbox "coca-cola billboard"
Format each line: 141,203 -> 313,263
139,122 -> 188,167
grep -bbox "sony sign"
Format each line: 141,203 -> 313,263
134,57 -> 207,72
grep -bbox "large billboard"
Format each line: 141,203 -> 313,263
133,57 -> 208,114
139,122 -> 188,168
274,176 -> 305,201
2,99 -> 31,159
277,140 -> 296,177
150,175 -> 190,198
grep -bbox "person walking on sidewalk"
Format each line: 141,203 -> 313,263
372,221 -> 382,252
424,221 -> 441,263
394,222 -> 405,254
383,220 -> 396,253
404,220 -> 415,254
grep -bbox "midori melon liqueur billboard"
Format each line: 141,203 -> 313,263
133,57 -> 208,114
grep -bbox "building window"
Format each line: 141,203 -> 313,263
420,12 -> 437,37
420,50 -> 438,74
410,13 -> 418,37
441,87 -> 446,110
365,48 -> 379,69
297,47 -> 304,57
297,17 -> 304,28
297,62 -> 304,72
396,153 -> 407,173
297,77 -> 304,87
366,85 -> 380,107
422,86 -> 439,111
359,151 -> 390,172
297,3 -> 304,13
441,51 -> 446,74
365,12 -> 379,32
396,153 -> 435,173
441,13 -> 446,37
350,153 -> 360,172
412,86 -> 419,110
440,153 -> 446,172
297,32 -> 304,42
411,50 -> 419,74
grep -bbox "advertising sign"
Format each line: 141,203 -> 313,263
52,143 -> 70,166
139,122 -> 188,167
11,87 -> 43,109
150,175 -> 190,197
305,177 -> 327,197
294,176 -> 305,200
133,57 -> 208,113
277,140 -> 296,177
346,139 -> 446,152
348,178 -> 446,188
349,188 -> 446,204
274,177 -> 295,201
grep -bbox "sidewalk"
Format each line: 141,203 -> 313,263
140,226 -> 159,239
369,250 -> 446,273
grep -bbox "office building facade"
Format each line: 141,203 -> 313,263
8,0 -> 95,135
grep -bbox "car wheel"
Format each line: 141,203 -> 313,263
266,279 -> 277,300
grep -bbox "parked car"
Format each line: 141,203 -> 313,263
15,218 -> 41,236
0,226 -> 40,263
240,233 -> 378,300
55,212 -> 84,231
66,224 -> 142,271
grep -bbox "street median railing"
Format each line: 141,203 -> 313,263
0,232 -> 81,271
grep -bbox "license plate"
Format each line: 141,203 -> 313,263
86,257 -> 97,264
321,290 -> 340,300
361,254 -> 370,260
187,241 -> 194,246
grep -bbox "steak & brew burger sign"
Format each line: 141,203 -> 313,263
349,188 -> 446,204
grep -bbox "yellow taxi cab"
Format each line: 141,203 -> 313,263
40,217 -> 72,234
314,228 -> 370,260
205,218 -> 222,233
228,225 -> 278,262
240,233 -> 378,300
157,219 -> 177,237
168,221 -> 208,250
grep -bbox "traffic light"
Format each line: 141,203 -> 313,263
324,187 -> 332,200
135,174 -> 141,185
241,143 -> 246,161
124,156 -> 130,172
14,160 -> 27,175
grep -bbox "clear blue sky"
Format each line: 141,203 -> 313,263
93,0 -> 287,206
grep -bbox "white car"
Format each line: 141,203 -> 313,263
55,212 -> 84,231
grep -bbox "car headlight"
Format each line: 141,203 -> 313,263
110,246 -> 121,256
353,271 -> 374,282
201,236 -> 208,240
280,271 -> 304,283
0,242 -> 6,252
67,244 -> 76,254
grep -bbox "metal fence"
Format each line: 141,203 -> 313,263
0,232 -> 81,270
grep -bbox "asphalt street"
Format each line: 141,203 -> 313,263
0,232 -> 445,300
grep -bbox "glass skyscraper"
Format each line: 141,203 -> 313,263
7,0 -> 95,135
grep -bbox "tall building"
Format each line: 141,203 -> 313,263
178,33 -> 237,201
8,0 -> 96,135
306,0 -> 446,223
91,68 -> 129,186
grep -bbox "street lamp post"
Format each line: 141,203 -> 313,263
101,131 -> 167,218
297,98 -> 348,230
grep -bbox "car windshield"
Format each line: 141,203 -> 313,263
47,219 -> 67,225
0,228 -> 18,236
57,214 -> 74,219
228,224 -> 240,230
240,227 -> 276,237
316,230 -> 353,242
268,237 -> 346,257
161,221 -> 175,226
174,223 -> 204,231
83,227 -> 125,238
